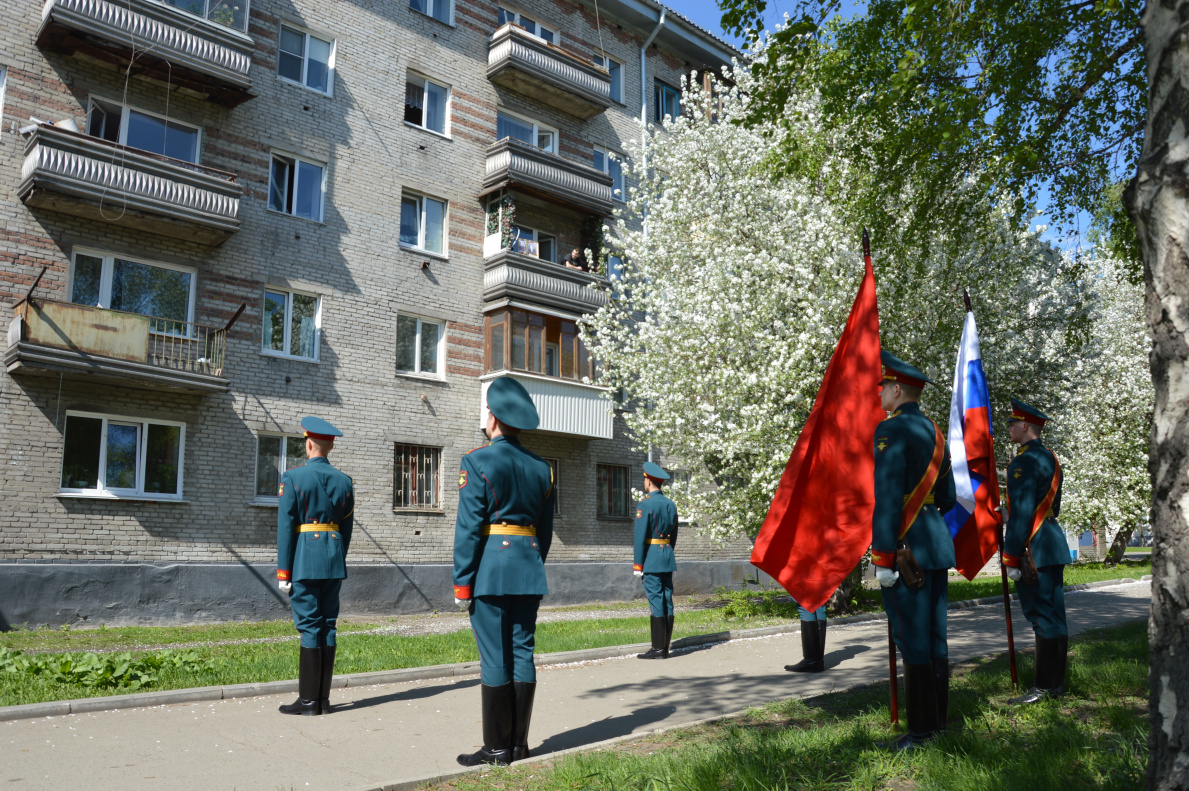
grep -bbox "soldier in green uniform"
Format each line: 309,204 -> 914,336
454,376 -> 555,767
1002,399 -> 1069,704
633,462 -> 678,660
276,416 -> 354,716
871,351 -> 957,749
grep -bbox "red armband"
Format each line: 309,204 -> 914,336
871,549 -> 896,568
1002,553 -> 1020,568
632,564 -> 643,572
453,584 -> 472,599
277,569 -> 291,581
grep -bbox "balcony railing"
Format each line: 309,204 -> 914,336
481,373 -> 613,439
19,124 -> 242,246
487,24 -> 613,119
483,248 -> 609,315
37,0 -> 254,107
482,138 -> 614,216
6,299 -> 231,394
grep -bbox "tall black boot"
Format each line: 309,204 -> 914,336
1009,635 -> 1058,705
510,681 -> 536,762
932,658 -> 949,732
817,621 -> 828,667
637,616 -> 668,659
319,645 -> 336,714
665,615 -> 675,654
457,683 -> 514,766
784,621 -> 823,672
1051,635 -> 1068,697
891,663 -> 939,750
279,646 -> 322,715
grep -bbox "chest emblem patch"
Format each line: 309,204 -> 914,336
459,471 -> 468,488
876,437 -> 889,453
1013,469 -> 1022,479
636,509 -> 643,519
278,482 -> 284,496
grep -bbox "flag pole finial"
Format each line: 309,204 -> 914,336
862,228 -> 871,259
963,288 -> 973,313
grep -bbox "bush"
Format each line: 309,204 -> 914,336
0,647 -> 214,691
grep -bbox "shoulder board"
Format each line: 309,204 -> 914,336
464,444 -> 489,455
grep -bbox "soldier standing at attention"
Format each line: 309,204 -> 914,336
871,351 -> 957,749
784,600 -> 828,673
634,462 -> 679,660
276,417 -> 354,716
1002,399 -> 1069,704
454,376 -> 555,767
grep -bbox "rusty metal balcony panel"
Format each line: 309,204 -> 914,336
482,138 -> 613,216
37,0 -> 254,106
483,249 -> 609,315
487,24 -> 613,119
19,125 -> 242,246
6,301 -> 230,394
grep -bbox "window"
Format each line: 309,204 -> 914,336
255,435 -> 307,498
163,0 -> 248,31
405,75 -> 449,135
70,250 -> 195,328
0,68 -> 7,128
278,25 -> 334,95
396,314 -> 444,376
496,110 -> 556,153
608,254 -> 625,299
269,153 -> 326,222
60,412 -> 185,499
410,0 -> 451,24
485,308 -> 592,380
597,463 -> 630,517
86,98 -> 200,164
654,80 -> 680,122
591,53 -> 622,103
545,458 -> 560,514
509,225 -> 556,262
593,147 -> 624,201
497,6 -> 556,43
400,192 -> 447,254
394,444 -> 441,509
263,288 -> 320,360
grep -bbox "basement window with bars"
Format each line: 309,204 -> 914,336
596,463 -> 630,518
394,444 -> 442,510
59,412 -> 185,500
255,434 -> 307,498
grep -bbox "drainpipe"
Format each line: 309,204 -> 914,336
640,7 -> 666,185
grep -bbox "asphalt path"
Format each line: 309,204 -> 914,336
0,580 -> 1151,791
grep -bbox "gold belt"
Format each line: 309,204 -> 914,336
649,538 -> 671,545
299,523 -> 339,532
903,494 -> 935,505
482,524 -> 536,537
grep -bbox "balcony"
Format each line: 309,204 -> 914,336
481,373 -> 613,439
19,124 -> 241,246
487,24 -> 613,119
6,300 -> 231,394
482,138 -> 613,216
37,0 -> 254,107
483,248 -> 609,315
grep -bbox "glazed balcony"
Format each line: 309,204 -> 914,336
483,248 -> 609,315
37,0 -> 254,107
482,137 -> 613,217
19,124 -> 241,246
487,23 -> 613,120
6,300 -> 231,394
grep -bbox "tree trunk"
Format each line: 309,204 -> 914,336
1124,3 -> 1189,787
1104,525 -> 1135,566
827,557 -> 868,614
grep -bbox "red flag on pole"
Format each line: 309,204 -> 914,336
750,240 -> 884,612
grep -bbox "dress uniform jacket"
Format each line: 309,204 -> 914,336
277,457 -> 354,582
1004,437 -> 1068,638
633,490 -> 678,573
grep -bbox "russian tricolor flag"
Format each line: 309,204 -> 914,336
945,309 -> 1002,580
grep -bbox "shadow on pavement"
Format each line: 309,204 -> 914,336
339,678 -> 482,711
823,643 -> 872,666
533,705 -> 675,755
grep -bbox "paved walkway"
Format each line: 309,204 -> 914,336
1,580 -> 1151,791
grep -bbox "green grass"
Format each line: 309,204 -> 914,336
428,620 -> 1150,791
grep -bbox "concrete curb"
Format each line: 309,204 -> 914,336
0,575 -> 1149,723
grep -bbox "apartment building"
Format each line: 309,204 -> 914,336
0,0 -> 756,626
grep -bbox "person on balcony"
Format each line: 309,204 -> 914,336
564,247 -> 589,271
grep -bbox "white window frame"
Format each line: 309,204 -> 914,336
276,23 -> 336,97
409,0 -> 453,25
85,97 -> 203,164
404,73 -> 451,137
68,248 -> 197,325
496,108 -> 557,154
0,68 -> 7,128
591,52 -> 623,103
395,313 -> 446,378
253,432 -> 307,502
164,0 -> 250,32
261,287 -> 322,361
509,225 -> 557,261
594,146 -> 625,202
498,6 -> 558,44
399,191 -> 449,256
58,410 -> 187,500
268,151 -> 327,223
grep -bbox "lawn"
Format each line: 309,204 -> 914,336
429,619 -> 1149,791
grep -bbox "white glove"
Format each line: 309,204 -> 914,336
1006,566 -> 1022,582
875,567 -> 899,587
633,570 -> 643,578
278,580 -> 292,595
455,597 -> 471,611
